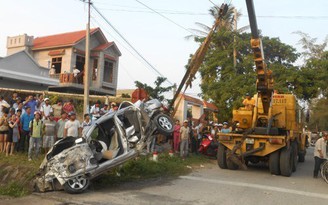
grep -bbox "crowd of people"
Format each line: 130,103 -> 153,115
0,93 -> 118,161
172,118 -> 235,159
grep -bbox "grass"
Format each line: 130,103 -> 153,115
93,153 -> 210,188
0,151 -> 211,197
0,152 -> 44,198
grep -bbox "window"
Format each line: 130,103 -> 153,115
103,60 -> 114,83
75,55 -> 85,72
93,59 -> 98,80
51,57 -> 62,73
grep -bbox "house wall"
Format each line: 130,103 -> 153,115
6,34 -> 33,56
191,104 -> 203,119
33,47 -> 73,73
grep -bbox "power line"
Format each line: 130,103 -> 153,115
90,12 -> 163,78
135,0 -> 195,35
91,3 -> 174,85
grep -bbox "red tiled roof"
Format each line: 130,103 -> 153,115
180,94 -> 203,105
92,42 -> 114,51
33,28 -> 100,50
203,101 -> 218,111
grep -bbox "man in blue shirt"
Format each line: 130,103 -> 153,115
19,106 -> 34,152
23,95 -> 38,115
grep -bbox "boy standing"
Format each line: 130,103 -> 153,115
43,114 -> 57,154
28,112 -> 43,161
180,120 -> 190,159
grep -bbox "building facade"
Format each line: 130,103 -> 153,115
5,28 -> 121,95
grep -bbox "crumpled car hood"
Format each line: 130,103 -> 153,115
35,143 -> 97,192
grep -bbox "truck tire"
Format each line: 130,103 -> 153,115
280,147 -> 293,177
217,143 -> 227,169
269,151 -> 280,175
291,141 -> 298,172
226,157 -> 239,170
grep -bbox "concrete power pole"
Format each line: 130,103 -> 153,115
83,0 -> 91,114
233,8 -> 237,68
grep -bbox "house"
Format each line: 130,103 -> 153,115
0,50 -> 58,90
173,94 -> 218,123
5,28 -> 121,95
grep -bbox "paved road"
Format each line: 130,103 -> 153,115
2,147 -> 327,205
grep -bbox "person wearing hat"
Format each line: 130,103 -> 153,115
243,93 -> 255,111
90,100 -> 101,121
180,120 -> 190,159
40,97 -> 53,120
42,113 -> 57,155
221,122 -> 231,133
313,132 -> 328,178
28,111 -> 43,161
64,112 -> 81,138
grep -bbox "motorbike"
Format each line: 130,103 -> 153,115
198,134 -> 218,158
34,99 -> 174,194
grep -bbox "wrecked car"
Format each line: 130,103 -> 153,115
34,99 -> 174,194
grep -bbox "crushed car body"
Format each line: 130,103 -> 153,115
34,99 -> 174,193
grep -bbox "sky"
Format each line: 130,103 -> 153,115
0,0 -> 327,98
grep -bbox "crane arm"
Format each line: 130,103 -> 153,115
245,0 -> 273,115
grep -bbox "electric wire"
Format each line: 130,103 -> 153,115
90,13 -> 161,77
91,3 -> 174,85
135,0 -> 196,35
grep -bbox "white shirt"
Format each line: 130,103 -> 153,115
314,137 -> 327,159
65,120 -> 81,137
73,68 -> 80,77
40,104 -> 53,118
0,100 -> 9,117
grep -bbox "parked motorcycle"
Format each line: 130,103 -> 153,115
34,99 -> 174,194
198,134 -> 218,158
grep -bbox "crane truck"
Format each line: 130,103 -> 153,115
217,0 -> 307,176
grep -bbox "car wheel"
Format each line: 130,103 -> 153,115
64,175 -> 90,194
154,114 -> 174,135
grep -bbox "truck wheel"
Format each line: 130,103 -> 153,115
217,143 -> 227,169
291,142 -> 298,172
269,151 -> 280,175
64,175 -> 90,194
226,157 -> 239,170
280,147 -> 293,177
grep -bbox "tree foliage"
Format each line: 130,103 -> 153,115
134,77 -> 174,101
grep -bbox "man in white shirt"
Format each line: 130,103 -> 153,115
90,100 -> 101,121
40,98 -> 53,120
313,132 -> 328,178
63,112 -> 81,138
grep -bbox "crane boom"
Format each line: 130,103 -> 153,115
245,0 -> 273,115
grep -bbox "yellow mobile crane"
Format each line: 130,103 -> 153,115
217,0 -> 307,176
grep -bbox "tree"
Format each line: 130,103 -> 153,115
196,28 -> 301,121
134,77 -> 174,101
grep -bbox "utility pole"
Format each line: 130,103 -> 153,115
83,0 -> 91,114
233,8 -> 237,68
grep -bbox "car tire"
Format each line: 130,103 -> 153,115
64,175 -> 90,194
280,146 -> 293,177
154,114 -> 174,135
269,151 -> 280,175
217,143 -> 227,169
